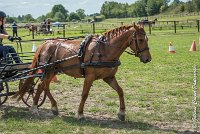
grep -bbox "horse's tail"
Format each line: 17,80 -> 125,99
12,44 -> 43,101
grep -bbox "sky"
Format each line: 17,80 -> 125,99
0,0 -> 188,18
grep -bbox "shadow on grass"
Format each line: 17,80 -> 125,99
0,105 -> 55,120
0,105 -> 198,134
62,115 -> 199,134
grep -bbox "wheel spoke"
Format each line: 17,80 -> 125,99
25,93 -> 31,102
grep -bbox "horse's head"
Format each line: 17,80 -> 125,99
129,23 -> 151,63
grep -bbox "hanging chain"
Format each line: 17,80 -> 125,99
192,65 -> 198,132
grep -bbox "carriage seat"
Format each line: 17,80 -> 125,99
0,62 -> 31,79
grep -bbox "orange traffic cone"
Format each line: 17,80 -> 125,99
189,40 -> 197,51
51,75 -> 60,83
168,42 -> 176,53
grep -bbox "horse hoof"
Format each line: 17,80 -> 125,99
52,110 -> 59,115
77,114 -> 85,121
51,107 -> 59,115
29,105 -> 39,115
118,113 -> 125,121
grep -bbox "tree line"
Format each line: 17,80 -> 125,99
6,0 -> 200,23
100,0 -> 200,18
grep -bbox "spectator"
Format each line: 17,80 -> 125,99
12,21 -> 18,37
0,11 -> 21,64
47,19 -> 51,32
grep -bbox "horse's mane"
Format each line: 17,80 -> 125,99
103,25 -> 136,39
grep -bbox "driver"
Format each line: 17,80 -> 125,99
0,10 -> 21,64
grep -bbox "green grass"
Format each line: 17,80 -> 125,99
0,19 -> 200,133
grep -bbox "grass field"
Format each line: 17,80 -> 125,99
0,19 -> 199,133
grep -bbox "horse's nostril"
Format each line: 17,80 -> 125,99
148,58 -> 152,62
143,58 -> 151,63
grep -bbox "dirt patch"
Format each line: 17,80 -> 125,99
0,87 -> 199,133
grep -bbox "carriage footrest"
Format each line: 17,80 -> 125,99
0,91 -> 16,97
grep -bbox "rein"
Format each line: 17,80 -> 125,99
127,32 -> 149,57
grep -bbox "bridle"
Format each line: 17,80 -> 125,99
127,31 -> 149,57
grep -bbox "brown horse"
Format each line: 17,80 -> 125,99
15,23 -> 151,121
24,24 -> 38,35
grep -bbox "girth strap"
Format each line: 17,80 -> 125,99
81,60 -> 121,68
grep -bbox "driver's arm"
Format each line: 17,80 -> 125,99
0,33 -> 9,39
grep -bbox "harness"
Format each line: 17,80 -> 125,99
78,35 -> 121,77
126,32 -> 149,57
38,31 -> 149,78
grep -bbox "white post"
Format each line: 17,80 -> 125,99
32,42 -> 37,52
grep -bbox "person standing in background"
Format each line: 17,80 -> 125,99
47,19 -> 51,32
12,21 -> 18,37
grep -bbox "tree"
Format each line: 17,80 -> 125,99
100,1 -> 129,18
180,4 -> 185,12
51,4 -> 68,19
6,16 -> 16,23
100,1 -> 112,18
68,12 -> 81,21
46,12 -> 53,19
146,0 -> 168,16
76,9 -> 86,19
146,0 -> 159,16
193,0 -> 200,11
17,15 -> 23,21
37,15 -> 47,22
173,0 -> 181,4
23,14 -> 35,22
185,1 -> 194,13
53,12 -> 65,22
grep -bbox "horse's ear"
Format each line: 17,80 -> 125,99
132,21 -> 136,26
132,21 -> 138,29
140,23 -> 144,29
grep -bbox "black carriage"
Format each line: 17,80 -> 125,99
0,39 -> 46,107
0,36 -> 85,107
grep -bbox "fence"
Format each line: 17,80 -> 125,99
6,18 -> 200,40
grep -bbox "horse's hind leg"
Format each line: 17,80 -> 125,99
30,81 -> 44,115
103,76 -> 125,121
32,74 -> 58,115
78,76 -> 94,120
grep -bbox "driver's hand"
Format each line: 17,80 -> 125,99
16,36 -> 22,41
8,36 -> 14,42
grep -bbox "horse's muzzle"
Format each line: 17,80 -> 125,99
141,56 -> 151,63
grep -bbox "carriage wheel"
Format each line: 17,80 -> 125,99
19,78 -> 46,107
0,82 -> 9,105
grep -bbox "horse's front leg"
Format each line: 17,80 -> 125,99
78,76 -> 94,120
103,76 -> 125,121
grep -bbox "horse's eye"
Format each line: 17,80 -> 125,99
138,39 -> 143,42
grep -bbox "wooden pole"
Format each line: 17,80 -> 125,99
149,23 -> 152,34
32,30 -> 34,39
197,20 -> 200,32
63,24 -> 66,38
92,22 -> 95,34
174,21 -> 177,33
